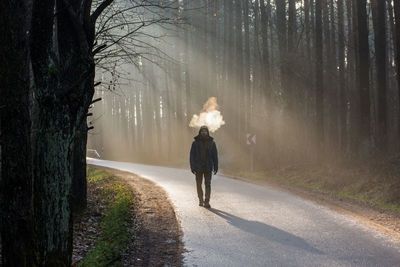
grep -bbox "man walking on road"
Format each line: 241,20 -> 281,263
190,125 -> 218,208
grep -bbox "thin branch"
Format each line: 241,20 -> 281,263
91,97 -> 102,104
92,44 -> 107,55
91,0 -> 115,24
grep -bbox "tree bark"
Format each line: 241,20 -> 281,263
356,0 -> 371,152
338,0 -> 347,151
209,0 -> 217,96
0,0 -> 38,265
253,0 -> 262,100
315,0 -> 324,145
371,0 -> 387,152
32,107 -> 75,266
260,0 -> 270,88
71,117 -> 88,213
244,0 -> 250,133
288,0 -> 297,113
275,0 -> 287,99
393,0 -> 400,140
30,0 -> 95,264
329,0 -> 339,147
235,0 -> 243,142
202,0 -> 209,100
183,0 -> 192,146
305,0 -> 311,75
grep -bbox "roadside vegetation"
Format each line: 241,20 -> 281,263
79,167 -> 137,267
227,158 -> 400,214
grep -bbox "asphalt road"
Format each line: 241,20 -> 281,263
87,158 -> 400,267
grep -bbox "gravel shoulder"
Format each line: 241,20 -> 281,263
89,165 -> 184,267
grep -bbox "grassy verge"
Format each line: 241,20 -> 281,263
227,163 -> 400,214
80,167 -> 136,267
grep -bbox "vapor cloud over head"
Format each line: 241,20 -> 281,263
189,97 -> 225,133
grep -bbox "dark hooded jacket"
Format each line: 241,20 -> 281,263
190,127 -> 218,173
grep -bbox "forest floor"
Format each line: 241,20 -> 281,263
75,166 -> 184,267
223,156 -> 400,239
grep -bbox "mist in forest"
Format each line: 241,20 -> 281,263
189,97 -> 225,132
88,0 -> 400,173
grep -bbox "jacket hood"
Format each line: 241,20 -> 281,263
194,125 -> 213,141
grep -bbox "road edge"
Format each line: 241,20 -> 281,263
88,164 -> 185,266
220,172 -> 400,241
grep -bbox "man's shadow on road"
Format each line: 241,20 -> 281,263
209,208 -> 323,255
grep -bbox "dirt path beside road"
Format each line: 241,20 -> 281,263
90,166 -> 184,267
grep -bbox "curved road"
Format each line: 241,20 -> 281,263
88,159 -> 400,267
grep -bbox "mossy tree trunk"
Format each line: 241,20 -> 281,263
32,107 -> 75,266
30,0 -> 95,264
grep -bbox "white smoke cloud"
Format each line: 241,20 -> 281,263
189,97 -> 225,133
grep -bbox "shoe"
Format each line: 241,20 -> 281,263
204,202 -> 211,208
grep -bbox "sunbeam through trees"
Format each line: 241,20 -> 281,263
88,0 -> 400,170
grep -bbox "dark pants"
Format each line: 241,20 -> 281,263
195,171 -> 212,203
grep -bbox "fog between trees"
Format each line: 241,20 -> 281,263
89,0 -> 400,171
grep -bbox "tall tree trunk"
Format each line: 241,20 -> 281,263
71,77 -> 95,214
223,0 -> 229,85
69,0 -> 97,216
253,0 -> 262,99
32,107 -> 75,266
209,0 -> 217,96
329,0 -> 339,147
304,0 -> 313,119
30,0 -> 74,264
30,0 -> 95,264
315,0 -> 324,145
338,0 -> 347,151
387,0 -> 396,93
305,0 -> 311,75
253,0 -> 262,135
0,0 -> 38,265
71,121 -> 88,212
154,88 -> 162,161
309,0 -> 315,121
288,0 -> 297,114
322,0 -> 331,147
371,0 -> 387,152
184,0 -> 192,122
202,0 -> 209,100
134,88 -> 142,159
173,6 -> 183,158
356,0 -> 371,153
260,0 -> 270,88
244,0 -> 250,133
348,0 -> 360,154
393,0 -> 400,141
387,0 -> 396,59
275,0 -> 287,99
267,0 -> 274,82
235,0 -> 243,143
